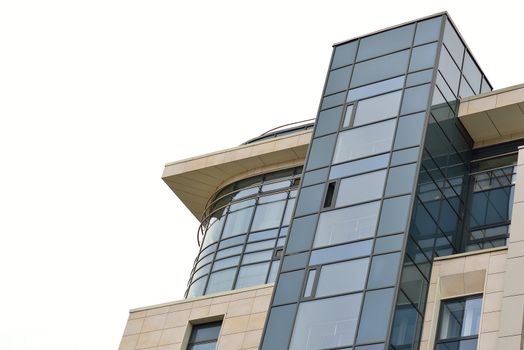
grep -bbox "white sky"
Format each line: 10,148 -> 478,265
1,1 -> 523,349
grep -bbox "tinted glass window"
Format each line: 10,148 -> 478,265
289,293 -> 363,350
401,84 -> 431,115
242,250 -> 273,264
337,170 -> 387,207
357,288 -> 395,343
281,252 -> 309,272
286,214 -> 318,254
316,258 -> 369,297
314,201 -> 380,248
394,112 -> 425,149
462,52 -> 481,93
325,66 -> 352,95
443,21 -> 464,67
353,90 -> 402,126
306,134 -> 337,170
332,41 -> 358,69
212,255 -> 241,271
295,184 -> 324,216
273,270 -> 304,305
356,24 -> 414,61
310,239 -> 373,265
333,120 -> 396,163
315,107 -> 343,137
351,50 -> 410,88
406,69 -> 433,87
374,233 -> 405,254
438,296 -> 482,340
222,207 -> 254,238
391,147 -> 420,166
236,262 -> 270,289
260,304 -> 297,350
378,195 -> 411,235
367,252 -> 401,288
409,42 -> 437,72
187,321 -> 222,350
206,268 -> 236,294
438,48 -> 461,96
251,201 -> 286,231
330,153 -> 390,180
347,76 -> 404,102
414,16 -> 442,45
321,91 -> 346,110
385,163 -> 417,196
302,168 -> 329,187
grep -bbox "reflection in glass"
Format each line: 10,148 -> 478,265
353,90 -> 402,126
337,170 -> 387,207
251,201 -> 286,231
236,262 -> 270,289
316,258 -> 369,297
347,76 -> 404,102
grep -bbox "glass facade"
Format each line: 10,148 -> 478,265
185,167 -> 301,298
260,13 -> 495,350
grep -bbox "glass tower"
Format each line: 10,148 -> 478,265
260,13 -> 492,350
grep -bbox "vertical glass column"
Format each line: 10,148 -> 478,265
261,14 -> 447,350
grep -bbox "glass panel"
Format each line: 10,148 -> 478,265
262,180 -> 290,191
356,344 -> 385,350
351,50 -> 410,88
394,112 -> 425,149
330,153 -> 389,180
212,255 -> 240,271
377,195 -> 411,235
303,168 -> 329,187
414,16 -> 442,45
260,304 -> 297,350
216,245 -> 243,259
206,268 -> 236,294
367,252 -> 401,288
316,258 -> 369,297
222,207 -> 254,238
310,239 -> 373,265
385,163 -> 417,196
332,41 -> 358,69
435,339 -> 478,350
273,270 -> 304,305
303,269 -> 316,297
267,260 -> 280,283
342,104 -> 354,128
391,147 -> 420,166
187,277 -> 206,298
314,201 -> 380,248
219,234 -> 246,249
282,198 -> 295,226
229,198 -> 256,211
462,52 -> 481,93
189,321 -> 222,343
232,187 -> 259,201
245,240 -> 275,252
400,84 -> 431,114
289,293 -> 363,350
322,91 -> 346,110
356,24 -> 415,61
193,263 -> 211,280
438,296 -> 482,339
409,42 -> 437,72
333,119 -> 396,163
443,21 -> 465,67
325,66 -> 352,95
306,134 -> 337,171
249,229 -> 278,242
188,343 -> 217,350
315,107 -> 343,137
287,214 -> 318,254
203,215 -> 225,247
406,69 -> 433,87
295,184 -> 323,216
353,90 -> 402,126
336,170 -> 387,207
438,47 -> 461,96
282,252 -> 309,272
357,288 -> 395,343
242,250 -> 273,264
347,76 -> 404,102
251,201 -> 286,231
374,233 -> 404,254
236,262 -> 270,289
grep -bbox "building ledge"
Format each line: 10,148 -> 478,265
162,129 -> 312,220
459,83 -> 524,148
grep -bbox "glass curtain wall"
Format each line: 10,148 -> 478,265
185,167 -> 302,298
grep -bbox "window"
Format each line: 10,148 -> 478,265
187,321 -> 222,350
435,295 -> 482,350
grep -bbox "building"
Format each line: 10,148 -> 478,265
119,12 -> 524,350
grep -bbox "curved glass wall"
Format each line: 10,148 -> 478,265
185,166 -> 302,298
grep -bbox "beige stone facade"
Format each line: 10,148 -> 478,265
118,285 -> 273,350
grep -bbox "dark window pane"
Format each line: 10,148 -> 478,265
251,201 -> 286,231
273,270 -> 304,305
438,296 -> 482,339
409,42 -> 438,72
189,321 -> 222,343
289,294 -> 363,350
287,214 -> 318,254
351,50 -> 410,88
414,16 -> 442,45
314,201 -> 380,248
188,342 -> 217,350
353,90 -> 402,126
378,195 -> 411,235
306,134 -> 337,171
356,344 -> 385,350
322,91 -> 346,110
337,170 -> 387,206
206,268 -> 236,294
401,84 -> 431,114
391,147 -> 420,166
330,153 -> 390,180
325,66 -> 352,95
332,41 -> 358,69
295,184 -> 324,216
374,233 -> 405,254
406,69 -> 433,87
316,258 -> 369,297
356,24 -> 415,61
357,288 -> 395,343
261,304 -> 297,350
395,112 -> 425,149
347,75 -> 405,102
334,119 -> 396,163
236,262 -> 270,289
385,163 -> 417,196
315,107 -> 343,137
282,252 -> 309,272
310,239 -> 373,265
303,167 -> 329,187
367,252 -> 401,288
435,339 -> 478,350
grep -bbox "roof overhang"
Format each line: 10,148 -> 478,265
458,83 -> 524,148
162,130 -> 312,220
